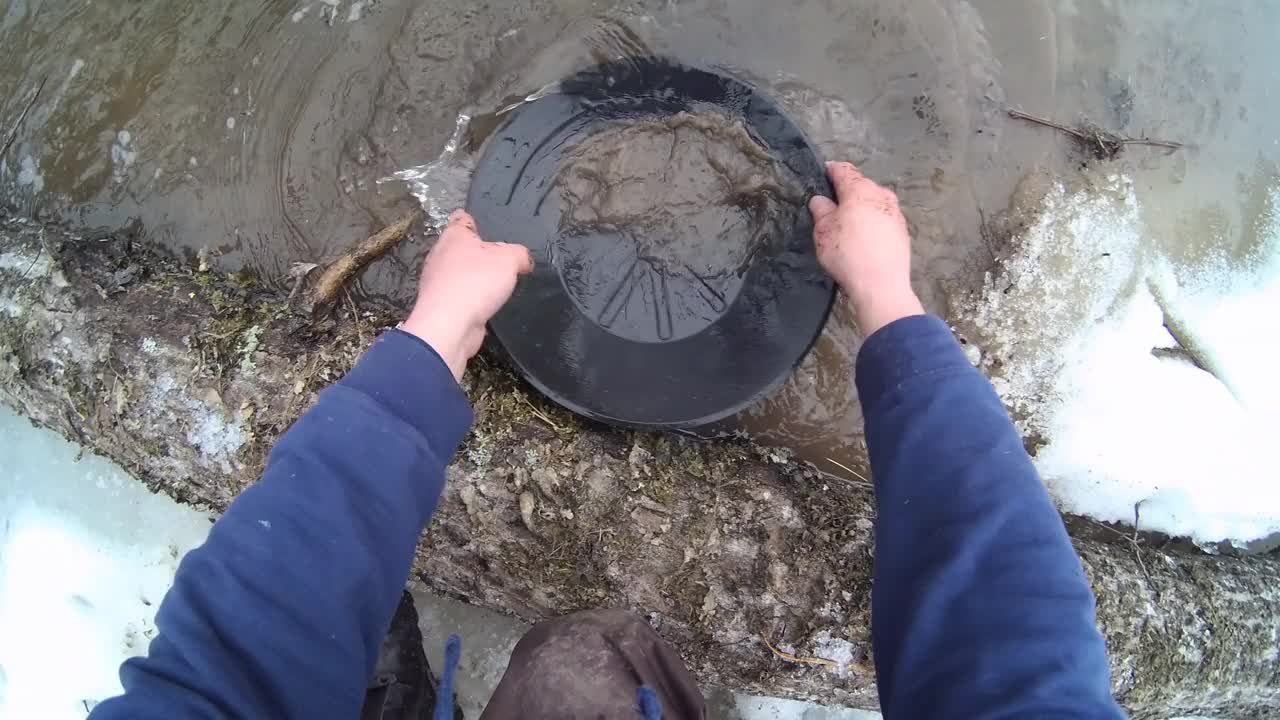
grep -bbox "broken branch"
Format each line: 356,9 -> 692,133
1005,108 -> 1183,161
305,209 -> 422,313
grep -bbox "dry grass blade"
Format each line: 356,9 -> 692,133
825,456 -> 873,488
519,394 -> 563,432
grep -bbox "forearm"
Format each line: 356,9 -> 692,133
92,330 -> 471,720
856,315 -> 1119,718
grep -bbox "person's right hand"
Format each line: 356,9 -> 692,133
809,161 -> 925,336
401,209 -> 534,382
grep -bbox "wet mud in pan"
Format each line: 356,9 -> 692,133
468,59 -> 835,429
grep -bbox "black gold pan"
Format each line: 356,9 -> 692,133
468,57 -> 835,430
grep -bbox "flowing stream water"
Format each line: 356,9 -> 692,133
2,0 -> 1278,482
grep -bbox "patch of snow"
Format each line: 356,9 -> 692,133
810,630 -> 857,679
962,175 -> 1280,545
1034,281 -> 1278,544
347,1 -> 365,22
291,4 -> 311,22
733,695 -> 881,720
16,155 -> 43,193
0,406 -> 213,719
140,337 -> 161,355
0,249 -> 51,278
148,374 -> 246,468
68,58 -> 85,83
226,116 -> 236,131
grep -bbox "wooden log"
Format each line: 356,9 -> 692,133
1,212 -> 1276,718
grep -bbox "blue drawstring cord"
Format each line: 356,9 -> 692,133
636,686 -> 662,720
432,634 -> 462,720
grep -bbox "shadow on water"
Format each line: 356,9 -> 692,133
3,0 -> 1279,481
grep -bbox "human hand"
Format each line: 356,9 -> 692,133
808,161 -> 924,336
402,209 -> 534,381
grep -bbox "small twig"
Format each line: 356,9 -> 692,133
1131,501 -> 1150,579
1005,107 -> 1183,157
824,456 -> 873,489
977,207 -> 998,266
1080,513 -> 1150,580
342,288 -> 364,346
2,77 -> 47,159
1006,108 -> 1087,140
1118,136 -> 1184,151
1082,516 -> 1129,540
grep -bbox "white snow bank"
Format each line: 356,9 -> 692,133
0,406 -> 213,719
964,175 -> 1280,547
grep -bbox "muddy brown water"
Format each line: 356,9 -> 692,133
558,112 -> 804,280
2,0 -> 1278,482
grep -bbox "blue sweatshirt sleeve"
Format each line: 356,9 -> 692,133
91,329 -> 472,720
855,315 -> 1122,719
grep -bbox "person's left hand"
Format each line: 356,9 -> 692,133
401,209 -> 534,381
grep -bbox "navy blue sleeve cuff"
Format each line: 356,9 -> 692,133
338,329 -> 474,456
854,314 -> 974,413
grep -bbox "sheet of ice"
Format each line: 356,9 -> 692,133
0,406 -> 214,718
962,175 -> 1280,546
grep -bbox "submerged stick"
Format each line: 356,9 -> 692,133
1,77 -> 47,159
1005,108 -> 1183,159
1007,108 -> 1088,141
305,209 -> 421,313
